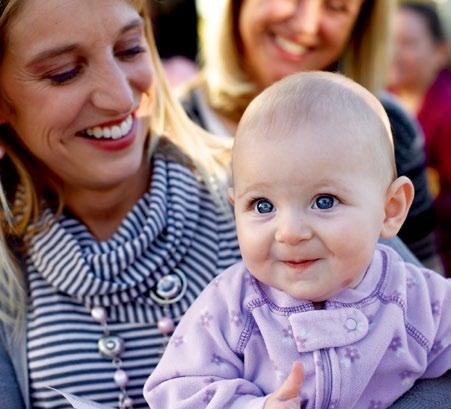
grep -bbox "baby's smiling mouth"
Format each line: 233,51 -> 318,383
282,258 -> 319,269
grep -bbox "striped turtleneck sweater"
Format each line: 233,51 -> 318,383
26,146 -> 241,408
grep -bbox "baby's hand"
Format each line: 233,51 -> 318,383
264,361 -> 304,409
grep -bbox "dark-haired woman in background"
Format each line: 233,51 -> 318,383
389,1 -> 451,277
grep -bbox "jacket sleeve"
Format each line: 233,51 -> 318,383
422,274 -> 451,378
144,269 -> 268,409
0,325 -> 26,409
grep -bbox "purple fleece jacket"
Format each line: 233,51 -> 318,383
144,244 -> 451,409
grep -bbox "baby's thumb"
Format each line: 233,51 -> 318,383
273,361 -> 304,401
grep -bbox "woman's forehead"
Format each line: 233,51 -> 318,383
4,0 -> 142,43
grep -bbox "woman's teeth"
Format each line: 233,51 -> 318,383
84,115 -> 133,140
274,36 -> 307,56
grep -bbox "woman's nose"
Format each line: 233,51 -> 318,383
90,62 -> 134,114
290,0 -> 322,38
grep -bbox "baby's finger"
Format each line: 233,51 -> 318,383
273,361 -> 304,401
284,397 -> 301,409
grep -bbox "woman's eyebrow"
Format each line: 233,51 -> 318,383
27,44 -> 78,68
26,18 -> 144,68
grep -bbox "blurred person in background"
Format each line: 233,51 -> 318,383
149,0 -> 199,87
182,0 -> 442,273
389,1 -> 451,277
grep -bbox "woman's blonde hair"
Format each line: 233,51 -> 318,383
200,0 -> 395,120
0,0 -> 232,324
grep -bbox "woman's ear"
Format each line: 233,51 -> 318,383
227,187 -> 235,206
380,176 -> 415,239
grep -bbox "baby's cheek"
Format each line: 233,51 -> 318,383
341,278 -> 353,289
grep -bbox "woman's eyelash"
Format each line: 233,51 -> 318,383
117,45 -> 146,58
47,66 -> 81,85
45,45 -> 145,85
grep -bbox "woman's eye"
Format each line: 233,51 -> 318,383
116,45 -> 146,59
254,199 -> 274,214
47,67 -> 81,85
312,195 -> 337,210
325,0 -> 347,12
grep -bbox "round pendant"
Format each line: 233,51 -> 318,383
98,335 -> 125,359
150,270 -> 187,305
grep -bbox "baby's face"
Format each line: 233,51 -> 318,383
231,128 -> 389,302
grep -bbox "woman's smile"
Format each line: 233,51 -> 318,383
79,113 -> 138,151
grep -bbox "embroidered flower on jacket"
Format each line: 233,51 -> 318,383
211,354 -> 224,365
344,347 -> 360,363
389,336 -> 402,352
200,310 -> 213,327
406,276 -> 417,289
399,369 -> 416,386
230,311 -> 243,326
295,336 -> 308,350
203,389 -> 215,404
399,369 -> 414,380
171,335 -> 184,347
391,290 -> 403,301
282,326 -> 294,338
431,301 -> 441,317
368,400 -> 384,409
431,340 -> 443,354
389,335 -> 406,357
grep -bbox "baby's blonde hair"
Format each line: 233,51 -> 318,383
235,72 -> 397,184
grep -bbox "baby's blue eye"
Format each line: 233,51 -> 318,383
255,199 -> 274,214
313,195 -> 336,210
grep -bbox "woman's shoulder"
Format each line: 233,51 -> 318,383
379,92 -> 422,149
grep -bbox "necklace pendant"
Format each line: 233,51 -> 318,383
98,335 -> 125,359
150,270 -> 188,305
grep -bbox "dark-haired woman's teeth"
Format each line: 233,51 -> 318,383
274,36 -> 306,56
85,115 -> 133,140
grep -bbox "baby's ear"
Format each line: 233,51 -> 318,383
227,187 -> 235,206
380,176 -> 415,239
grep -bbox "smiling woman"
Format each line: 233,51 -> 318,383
0,0 -> 241,408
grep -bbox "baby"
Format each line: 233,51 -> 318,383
144,72 -> 451,409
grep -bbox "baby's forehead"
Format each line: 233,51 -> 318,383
234,118 -> 393,186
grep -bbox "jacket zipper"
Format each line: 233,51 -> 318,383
320,349 -> 332,408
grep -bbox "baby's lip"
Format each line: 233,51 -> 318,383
282,258 -> 320,268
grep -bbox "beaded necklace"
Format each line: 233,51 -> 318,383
89,271 -> 187,409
